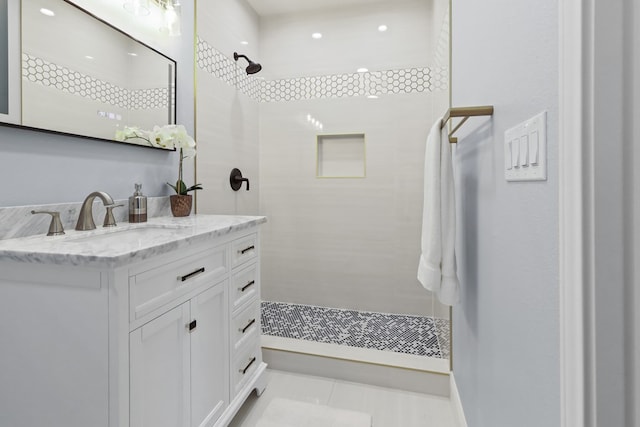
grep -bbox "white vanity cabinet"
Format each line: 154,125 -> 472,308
0,217 -> 267,427
229,234 -> 262,400
129,281 -> 228,427
130,301 -> 194,427
127,243 -> 230,427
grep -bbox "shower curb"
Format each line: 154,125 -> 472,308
261,335 -> 450,396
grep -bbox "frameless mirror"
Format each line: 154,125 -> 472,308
3,0 -> 176,148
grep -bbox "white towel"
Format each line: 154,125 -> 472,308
417,119 -> 459,305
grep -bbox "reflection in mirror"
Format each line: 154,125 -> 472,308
20,0 -> 176,148
0,0 -> 19,123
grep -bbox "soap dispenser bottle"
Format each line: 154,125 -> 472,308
129,183 -> 147,223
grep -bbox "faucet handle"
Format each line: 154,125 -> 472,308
103,204 -> 124,227
31,210 -> 65,236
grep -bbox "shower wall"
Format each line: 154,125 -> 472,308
258,1 -> 450,317
196,0 -> 260,215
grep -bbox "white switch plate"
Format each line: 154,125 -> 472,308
504,111 -> 547,181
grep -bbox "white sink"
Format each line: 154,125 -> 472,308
63,225 -> 191,244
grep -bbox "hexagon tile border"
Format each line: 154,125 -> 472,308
196,37 -> 448,103
196,37 -> 262,101
22,53 -> 169,110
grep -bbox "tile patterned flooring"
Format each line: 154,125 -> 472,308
228,370 -> 458,427
261,301 -> 450,359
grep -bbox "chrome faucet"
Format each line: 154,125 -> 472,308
75,191 -> 117,231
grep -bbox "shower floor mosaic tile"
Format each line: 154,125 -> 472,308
261,301 -> 450,359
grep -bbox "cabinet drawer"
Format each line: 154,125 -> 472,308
230,263 -> 258,313
130,247 -> 227,322
231,300 -> 260,353
231,234 -> 257,268
231,344 -> 261,399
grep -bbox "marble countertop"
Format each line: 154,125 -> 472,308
0,214 -> 266,268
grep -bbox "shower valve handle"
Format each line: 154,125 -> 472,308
230,168 -> 250,191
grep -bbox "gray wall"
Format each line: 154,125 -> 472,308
0,2 -> 195,208
633,0 -> 640,421
0,0 -> 7,114
590,0 -> 638,424
451,0 -> 559,425
592,0 -> 626,423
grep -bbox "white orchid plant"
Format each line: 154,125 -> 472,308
116,125 -> 203,195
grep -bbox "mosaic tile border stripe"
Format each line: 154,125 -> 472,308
196,37 -> 262,101
129,87 -> 170,110
196,36 -> 448,103
22,53 -> 169,110
261,300 -> 450,359
260,67 -> 448,102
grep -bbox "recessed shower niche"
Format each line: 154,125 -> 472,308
316,133 -> 366,178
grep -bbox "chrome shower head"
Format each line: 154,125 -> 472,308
233,52 -> 262,75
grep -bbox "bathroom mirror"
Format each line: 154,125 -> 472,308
2,0 -> 176,148
0,0 -> 20,124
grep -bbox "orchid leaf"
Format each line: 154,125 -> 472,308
167,180 -> 202,195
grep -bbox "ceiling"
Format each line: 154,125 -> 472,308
246,0 -> 414,16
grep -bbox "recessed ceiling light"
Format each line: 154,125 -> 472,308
240,41 -> 249,45
84,55 -> 94,60
311,32 -> 322,39
378,24 -> 388,32
40,8 -> 55,16
127,52 -> 138,56
367,95 -> 379,99
357,68 -> 369,73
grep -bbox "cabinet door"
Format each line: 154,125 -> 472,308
130,302 -> 190,427
191,280 -> 229,427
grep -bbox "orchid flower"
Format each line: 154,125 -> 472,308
115,124 -> 202,195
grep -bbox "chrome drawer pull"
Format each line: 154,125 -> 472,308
239,357 -> 256,375
239,318 -> 256,334
239,280 -> 255,292
178,267 -> 205,282
239,245 -> 255,255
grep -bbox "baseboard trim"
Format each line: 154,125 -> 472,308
450,372 -> 468,427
